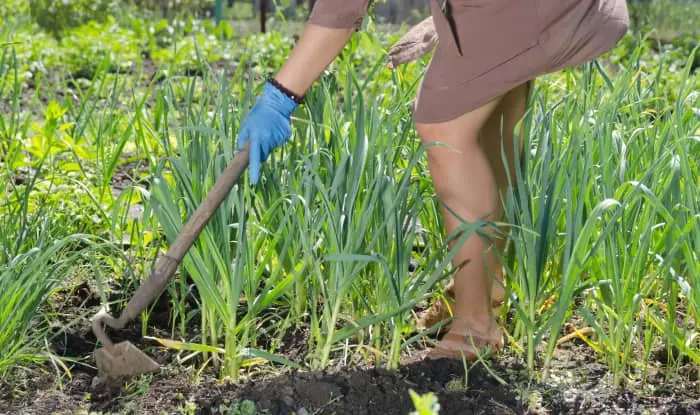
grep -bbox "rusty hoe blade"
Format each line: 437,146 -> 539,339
90,144 -> 250,382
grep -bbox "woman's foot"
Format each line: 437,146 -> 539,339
426,325 -> 504,361
416,279 -> 505,332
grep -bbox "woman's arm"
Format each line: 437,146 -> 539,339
273,24 -> 356,97
237,1 -> 371,184
273,0 -> 372,97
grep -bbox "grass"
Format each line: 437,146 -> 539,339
0,123 -> 117,380
503,55 -> 699,384
0,0 -> 698,404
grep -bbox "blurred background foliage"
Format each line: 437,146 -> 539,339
10,0 -> 697,39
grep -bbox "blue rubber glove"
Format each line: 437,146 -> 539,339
237,81 -> 298,184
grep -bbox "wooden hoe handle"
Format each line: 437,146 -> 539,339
92,143 -> 250,348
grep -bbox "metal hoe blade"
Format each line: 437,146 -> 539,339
90,144 -> 249,383
94,341 -> 160,381
91,306 -> 163,382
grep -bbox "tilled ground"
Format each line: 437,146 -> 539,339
1,247 -> 698,415
1,308 -> 698,415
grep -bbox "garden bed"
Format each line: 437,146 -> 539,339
1,282 -> 698,414
3,330 -> 699,414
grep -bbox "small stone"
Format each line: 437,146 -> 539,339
297,408 -> 309,415
90,376 -> 101,389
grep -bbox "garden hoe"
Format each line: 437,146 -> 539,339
90,143 -> 250,384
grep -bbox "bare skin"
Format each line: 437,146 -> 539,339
439,82 -> 530,307
415,82 -> 529,357
272,24 -> 355,97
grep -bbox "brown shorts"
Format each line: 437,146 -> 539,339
414,0 -> 630,123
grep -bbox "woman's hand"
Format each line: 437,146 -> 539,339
387,17 -> 438,69
236,81 -> 298,184
236,23 -> 357,184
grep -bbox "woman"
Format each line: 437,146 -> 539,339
236,0 -> 630,361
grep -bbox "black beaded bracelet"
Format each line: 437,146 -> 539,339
268,77 -> 304,105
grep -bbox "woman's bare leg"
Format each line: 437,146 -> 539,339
416,82 -> 531,333
415,82 -> 531,356
415,96 -> 505,348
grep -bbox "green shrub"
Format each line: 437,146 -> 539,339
61,17 -> 141,78
0,0 -> 29,19
126,0 -> 214,18
28,0 -> 120,38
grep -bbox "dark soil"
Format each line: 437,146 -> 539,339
1,267 -> 698,415
2,339 -> 698,415
110,156 -> 152,193
2,308 -> 698,414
